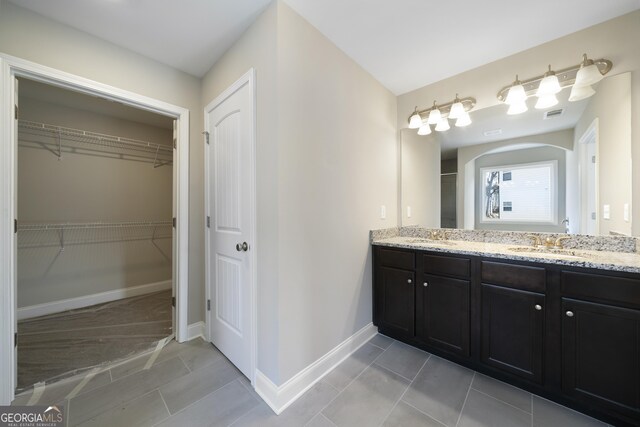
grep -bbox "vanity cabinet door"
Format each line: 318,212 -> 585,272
376,266 -> 415,337
416,274 -> 470,357
481,284 -> 545,384
562,298 -> 640,419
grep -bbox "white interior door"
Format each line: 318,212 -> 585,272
579,120 -> 598,235
205,70 -> 255,380
13,76 -> 19,392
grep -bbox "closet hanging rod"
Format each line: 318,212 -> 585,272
18,120 -> 173,155
18,220 -> 172,232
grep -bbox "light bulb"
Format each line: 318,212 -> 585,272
536,65 -> 561,97
507,101 -> 528,115
427,102 -> 441,124
569,84 -> 595,102
574,54 -> 603,88
535,94 -> 558,109
505,76 -> 527,105
408,107 -> 422,129
435,117 -> 450,132
449,95 -> 465,119
455,112 -> 472,127
417,124 -> 432,135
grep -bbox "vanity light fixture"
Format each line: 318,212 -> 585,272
497,54 -> 612,115
406,96 -> 476,135
408,107 -> 422,129
427,101 -> 442,125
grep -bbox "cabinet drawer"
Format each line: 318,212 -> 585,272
562,271 -> 640,309
481,261 -> 545,292
422,254 -> 470,279
376,247 -> 415,270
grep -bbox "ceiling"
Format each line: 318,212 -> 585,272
9,0 -> 272,78
8,0 -> 640,94
437,87 -> 590,159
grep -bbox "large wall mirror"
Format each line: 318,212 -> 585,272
401,71 -> 632,236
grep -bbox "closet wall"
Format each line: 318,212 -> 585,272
18,84 -> 173,312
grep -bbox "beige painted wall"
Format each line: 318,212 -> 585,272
0,0 -> 204,323
401,130 -> 440,227
18,96 -> 173,307
575,72 -> 632,235
276,2 -> 397,383
200,1 -> 397,384
398,10 -> 640,235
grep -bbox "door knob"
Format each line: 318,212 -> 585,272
534,304 -> 542,311
236,242 -> 249,252
423,282 -> 428,287
566,311 -> 574,317
407,279 -> 412,284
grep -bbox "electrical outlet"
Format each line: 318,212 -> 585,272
407,206 -> 412,218
603,204 -> 610,220
380,205 -> 386,220
624,203 -> 630,222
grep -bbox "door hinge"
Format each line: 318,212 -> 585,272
173,138 -> 177,150
206,216 -> 210,228
207,300 -> 211,311
14,219 -> 18,234
14,105 -> 18,120
172,296 -> 176,307
14,332 -> 18,348
202,131 -> 210,144
591,212 -> 596,220
592,155 -> 596,164
172,217 -> 176,228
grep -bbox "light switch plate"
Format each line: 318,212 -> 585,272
407,206 -> 412,218
624,203 -> 630,222
603,204 -> 610,220
380,205 -> 386,220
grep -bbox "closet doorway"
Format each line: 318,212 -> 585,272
0,54 -> 190,405
15,78 -> 175,391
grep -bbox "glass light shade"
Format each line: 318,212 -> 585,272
417,124 -> 432,135
507,101 -> 528,115
536,74 -> 561,96
435,117 -> 450,132
505,84 -> 527,105
574,63 -> 603,88
449,101 -> 465,119
569,84 -> 595,102
455,112 -> 471,127
428,108 -> 442,125
535,93 -> 558,109
408,111 -> 422,129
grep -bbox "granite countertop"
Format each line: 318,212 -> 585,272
373,236 -> 640,274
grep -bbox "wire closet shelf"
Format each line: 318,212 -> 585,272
18,120 -> 173,168
17,220 -> 173,251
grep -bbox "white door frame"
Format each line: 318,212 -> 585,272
578,118 -> 599,235
0,53 -> 190,404
204,68 -> 257,384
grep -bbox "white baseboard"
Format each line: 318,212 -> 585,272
255,322 -> 378,415
17,280 -> 172,320
187,321 -> 206,341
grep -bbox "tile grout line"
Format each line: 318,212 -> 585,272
157,389 -> 172,425
531,393 -> 534,427
469,386 -> 533,415
455,372 -> 475,427
236,378 -> 262,403
314,338 -> 395,422
379,354 -> 431,427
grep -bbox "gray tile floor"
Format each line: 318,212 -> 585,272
13,333 -> 612,427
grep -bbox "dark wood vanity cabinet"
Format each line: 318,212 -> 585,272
372,245 -> 640,426
416,253 -> 470,357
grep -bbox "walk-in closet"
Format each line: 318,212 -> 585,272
16,78 -> 175,392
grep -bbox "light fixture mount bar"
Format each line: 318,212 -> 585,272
496,58 -> 612,102
406,96 -> 476,125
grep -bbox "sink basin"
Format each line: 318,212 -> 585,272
406,238 -> 454,246
508,246 -> 585,259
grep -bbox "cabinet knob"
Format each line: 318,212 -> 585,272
407,279 -> 412,284
566,311 -> 574,317
534,304 -> 542,311
423,282 -> 428,287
